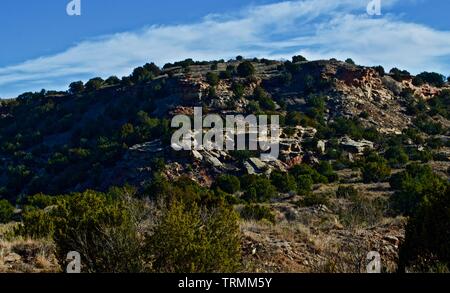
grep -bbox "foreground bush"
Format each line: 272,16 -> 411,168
0,199 -> 15,223
51,189 -> 144,273
147,200 -> 241,273
399,185 -> 450,272
19,186 -> 242,273
19,208 -> 56,238
390,164 -> 448,215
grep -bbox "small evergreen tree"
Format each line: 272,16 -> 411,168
237,61 -> 255,78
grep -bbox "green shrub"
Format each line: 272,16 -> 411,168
226,64 -> 236,73
296,175 -> 314,195
373,65 -> 385,76
428,89 -> 449,119
412,72 -> 445,88
359,111 -> 369,119
232,82 -> 245,98
105,76 -> 121,86
208,87 -> 217,98
270,171 -> 297,193
68,81 -> 84,94
147,200 -> 241,273
322,117 -> 367,140
19,184 -> 243,273
390,164 -> 448,215
426,137 -> 444,149
0,199 -> 15,223
219,70 -> 232,79
414,115 -> 444,135
214,174 -> 241,194
50,190 -> 144,273
292,55 -> 307,63
146,175 -> 221,206
85,77 -> 104,91
302,192 -> 329,207
206,72 -> 219,86
240,204 -> 275,223
317,161 -> 338,183
384,146 -> 409,167
237,61 -> 255,77
246,101 -> 261,114
253,86 -> 275,111
130,67 -> 154,83
408,148 -> 433,163
398,185 -> 449,272
306,96 -> 326,120
19,207 -> 56,238
390,68 -> 411,81
345,58 -> 356,65
362,157 -> 391,183
290,164 -> 327,184
240,175 -> 278,203
7,164 -> 32,191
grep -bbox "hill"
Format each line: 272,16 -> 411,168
0,57 -> 448,199
0,56 -> 449,273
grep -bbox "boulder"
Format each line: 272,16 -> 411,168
317,140 -> 326,154
204,153 -> 223,168
4,253 -> 21,263
249,157 -> 267,171
244,161 -> 256,175
192,150 -> 203,161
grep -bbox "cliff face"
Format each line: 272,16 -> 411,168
272,60 -> 447,134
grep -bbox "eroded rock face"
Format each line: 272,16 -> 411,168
178,78 -> 206,102
123,58 -> 447,187
285,60 -> 447,135
339,136 -> 374,154
148,60 -> 447,139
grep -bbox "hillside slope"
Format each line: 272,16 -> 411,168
0,57 -> 448,200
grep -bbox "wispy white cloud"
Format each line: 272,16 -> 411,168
0,0 -> 449,98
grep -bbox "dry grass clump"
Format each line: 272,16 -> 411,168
0,223 -> 60,273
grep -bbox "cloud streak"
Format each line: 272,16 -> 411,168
1,0 -> 449,98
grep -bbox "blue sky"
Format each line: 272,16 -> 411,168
0,0 -> 449,98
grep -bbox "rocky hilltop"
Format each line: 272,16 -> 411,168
1,57 -> 447,193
